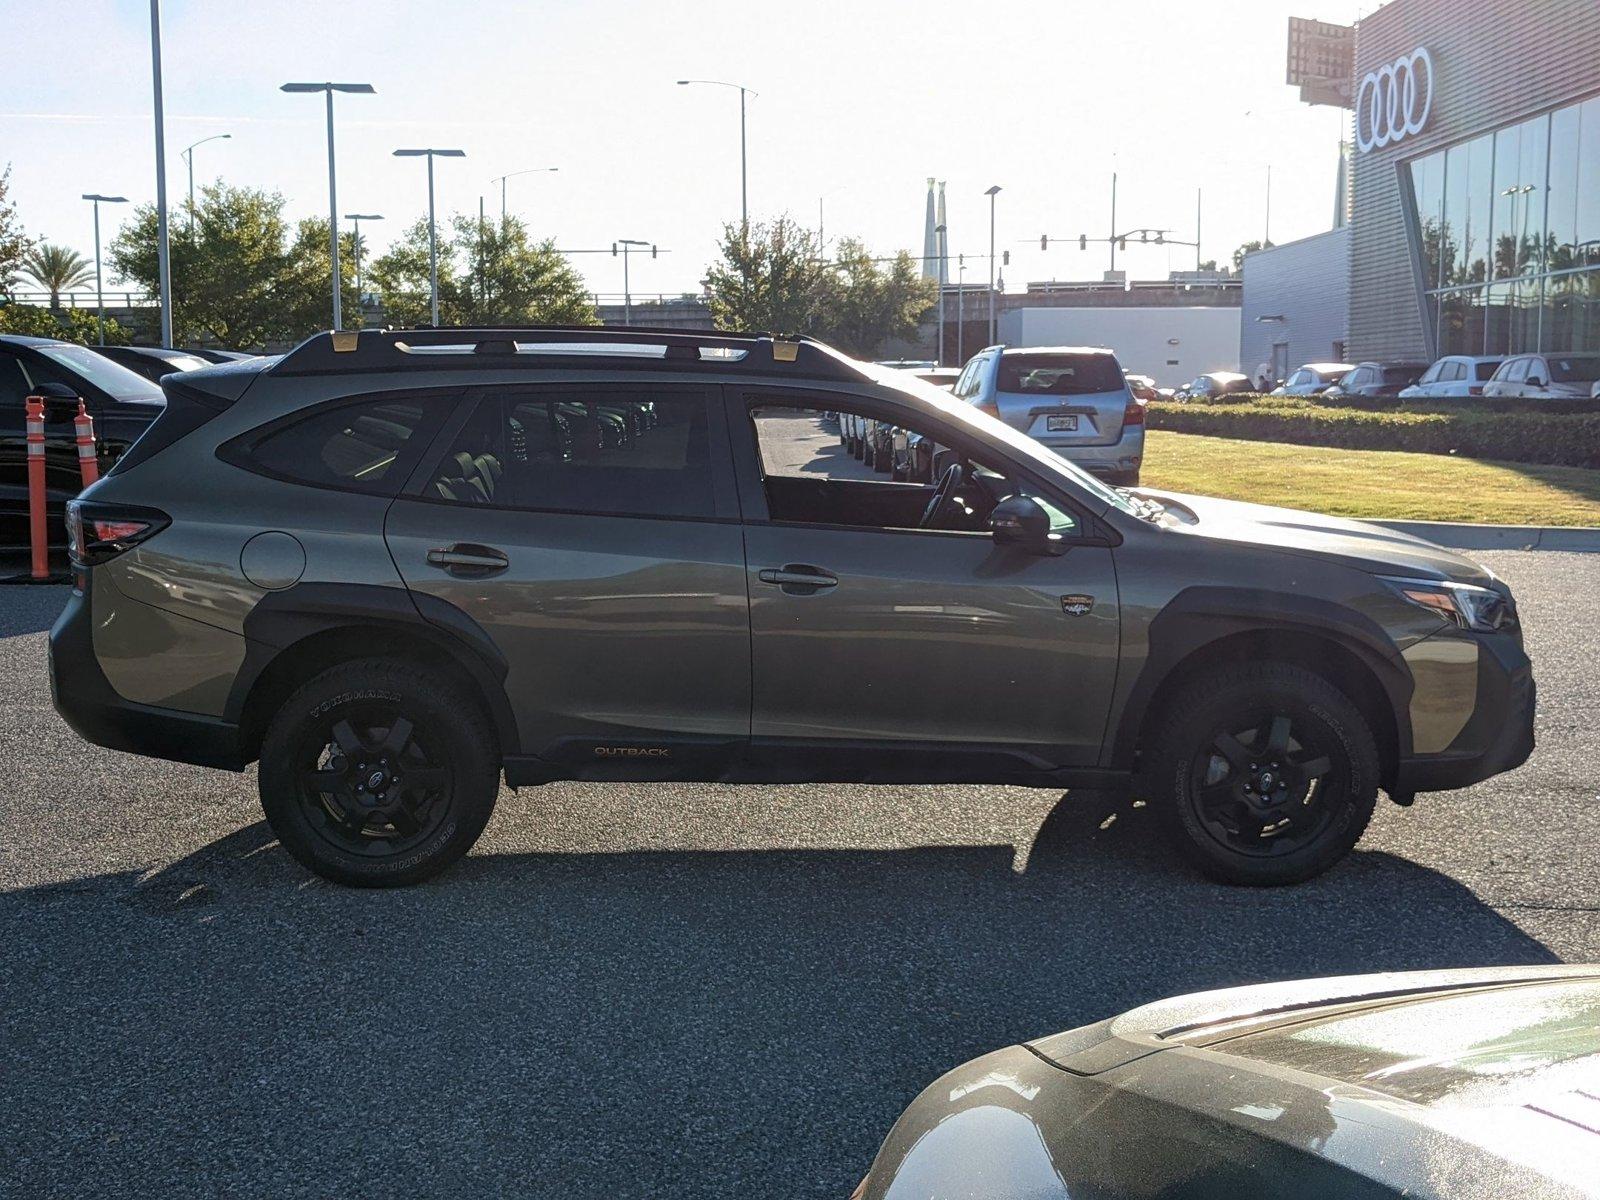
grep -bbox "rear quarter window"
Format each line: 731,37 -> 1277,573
226,395 -> 447,495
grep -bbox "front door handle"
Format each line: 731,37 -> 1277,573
758,565 -> 838,591
426,543 -> 510,577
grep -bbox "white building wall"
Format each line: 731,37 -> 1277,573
997,306 -> 1242,388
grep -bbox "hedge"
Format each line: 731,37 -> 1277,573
1149,398 -> 1600,470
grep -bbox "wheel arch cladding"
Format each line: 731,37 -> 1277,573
227,583 -> 518,764
1116,587 -> 1410,787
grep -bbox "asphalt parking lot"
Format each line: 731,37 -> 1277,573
3,550 -> 1598,1199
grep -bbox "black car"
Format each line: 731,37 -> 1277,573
185,348 -> 256,364
857,965 -> 1600,1199
0,334 -> 165,549
95,345 -> 213,384
1325,361 -> 1430,402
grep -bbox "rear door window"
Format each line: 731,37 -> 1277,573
419,387 -> 727,520
998,354 -> 1124,395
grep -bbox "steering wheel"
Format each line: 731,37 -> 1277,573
919,461 -> 966,529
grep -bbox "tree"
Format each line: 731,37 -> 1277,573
0,165 -> 29,294
0,303 -> 130,344
704,215 -> 831,334
20,243 -> 95,309
109,182 -> 352,347
1231,239 -> 1274,273
814,239 -> 936,358
368,213 -> 595,328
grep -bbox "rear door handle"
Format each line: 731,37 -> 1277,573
426,543 -> 510,577
758,565 -> 838,591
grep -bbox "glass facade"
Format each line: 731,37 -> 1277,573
1407,93 -> 1600,357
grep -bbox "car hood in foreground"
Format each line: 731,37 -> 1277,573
1131,488 -> 1495,585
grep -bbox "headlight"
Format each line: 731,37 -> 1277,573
1382,576 -> 1516,632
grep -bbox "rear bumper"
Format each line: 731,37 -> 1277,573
1033,426 -> 1146,478
1394,632 -> 1534,794
49,585 -> 245,771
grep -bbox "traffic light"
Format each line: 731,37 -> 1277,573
1118,238 -> 1127,251
1079,234 -> 1087,250
611,242 -> 618,256
1002,250 -> 1010,266
1040,234 -> 1048,251
651,244 -> 658,259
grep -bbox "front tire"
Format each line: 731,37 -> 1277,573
259,658 -> 499,887
1148,663 -> 1378,885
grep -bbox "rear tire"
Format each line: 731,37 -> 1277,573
1147,663 -> 1378,885
259,658 -> 499,887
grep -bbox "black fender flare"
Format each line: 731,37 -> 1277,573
1109,586 -> 1414,772
225,582 -> 519,759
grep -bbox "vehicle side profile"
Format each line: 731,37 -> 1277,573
1482,352 -> 1600,400
1398,354 -> 1503,400
852,965 -> 1600,1200
1177,370 -> 1254,401
1323,360 -> 1429,401
51,327 -> 1534,888
1272,361 -> 1354,396
0,333 -> 165,549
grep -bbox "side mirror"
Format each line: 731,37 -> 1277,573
29,381 -> 82,423
990,495 -> 1059,555
1527,374 -> 1546,389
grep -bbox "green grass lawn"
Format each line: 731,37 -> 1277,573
1141,432 -> 1600,526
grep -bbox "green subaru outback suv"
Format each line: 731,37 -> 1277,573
49,327 -> 1534,887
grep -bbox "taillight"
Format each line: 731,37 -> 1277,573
974,400 -> 1001,420
66,500 -> 170,568
1468,385 -> 1485,396
1123,396 -> 1148,425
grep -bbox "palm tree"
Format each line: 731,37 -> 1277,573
21,243 -> 95,310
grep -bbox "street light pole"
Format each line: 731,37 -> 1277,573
986,185 -> 1001,345
148,0 -> 173,347
490,166 -> 559,226
343,213 -> 382,315
934,221 -> 947,367
677,80 -> 755,229
282,82 -> 375,330
395,149 -> 466,326
957,256 -> 967,364
614,238 -> 652,325
82,194 -> 128,346
180,133 -> 231,238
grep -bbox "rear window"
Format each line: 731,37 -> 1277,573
30,343 -> 165,404
1211,979 -> 1600,1107
1550,357 -> 1600,383
1382,365 -> 1425,384
998,353 -> 1124,396
235,396 -> 444,495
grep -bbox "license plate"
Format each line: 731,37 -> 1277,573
1046,415 -> 1079,432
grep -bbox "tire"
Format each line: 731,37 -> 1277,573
1147,663 -> 1378,886
259,658 -> 500,887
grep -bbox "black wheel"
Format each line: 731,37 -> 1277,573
259,658 -> 499,887
1149,663 -> 1378,885
873,439 -> 893,473
861,438 -> 875,467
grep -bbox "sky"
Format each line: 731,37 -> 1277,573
1,0 -> 1369,302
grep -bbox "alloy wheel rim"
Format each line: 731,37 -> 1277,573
294,704 -> 453,857
1187,708 -> 1342,857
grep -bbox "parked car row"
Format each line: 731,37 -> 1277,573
1263,351 -> 1600,403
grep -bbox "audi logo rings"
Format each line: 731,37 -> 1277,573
1356,47 -> 1433,153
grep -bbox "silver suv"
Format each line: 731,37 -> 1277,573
50,326 -> 1534,888
951,345 -> 1145,485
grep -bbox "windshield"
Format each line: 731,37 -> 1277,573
32,344 -> 165,403
869,366 -> 1140,517
997,352 -> 1125,396
1549,356 -> 1600,383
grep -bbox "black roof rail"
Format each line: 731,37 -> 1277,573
270,324 -> 873,382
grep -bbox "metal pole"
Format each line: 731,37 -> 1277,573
185,149 -> 194,238
623,243 -> 632,326
957,257 -> 965,363
988,194 -> 997,345
149,0 -> 173,347
1264,165 -> 1272,246
936,228 -> 946,367
426,153 -> 439,327
92,201 -> 104,345
325,89 -> 342,330
351,216 -> 362,305
1109,171 -> 1117,274
501,177 -> 507,225
739,87 -> 748,230
1195,188 -> 1203,271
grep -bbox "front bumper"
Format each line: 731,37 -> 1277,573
49,583 -> 245,771
1394,631 -> 1535,793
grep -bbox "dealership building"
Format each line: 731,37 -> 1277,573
1243,0 -> 1600,373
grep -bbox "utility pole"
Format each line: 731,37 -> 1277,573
934,222 -> 947,367
986,185 -> 1002,345
614,239 -> 654,325
1109,171 -> 1118,274
82,194 -> 128,346
149,0 -> 172,346
394,148 -> 466,326
283,82 -> 376,330
344,213 -> 382,314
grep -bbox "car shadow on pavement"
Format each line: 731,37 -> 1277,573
0,582 -> 67,636
0,795 -> 1557,1200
